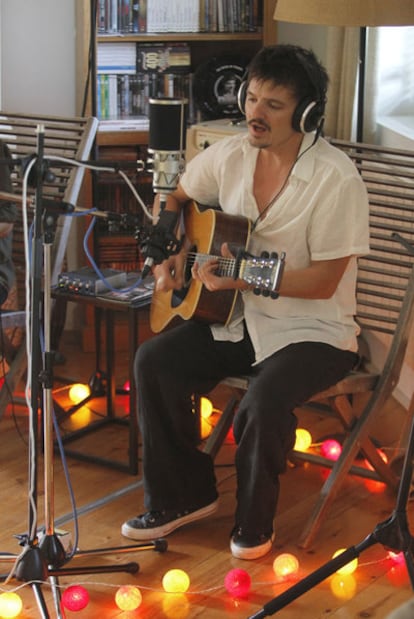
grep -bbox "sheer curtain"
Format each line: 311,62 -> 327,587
323,27 -> 359,140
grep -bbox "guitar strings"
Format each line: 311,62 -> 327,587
186,252 -> 236,275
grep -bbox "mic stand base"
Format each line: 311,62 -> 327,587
246,390 -> 414,619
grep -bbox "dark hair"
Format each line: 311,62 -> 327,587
247,44 -> 329,107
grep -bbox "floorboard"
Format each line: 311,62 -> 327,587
0,334 -> 413,618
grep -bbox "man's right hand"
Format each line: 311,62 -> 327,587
153,247 -> 187,291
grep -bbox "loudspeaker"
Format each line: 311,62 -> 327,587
237,50 -> 326,134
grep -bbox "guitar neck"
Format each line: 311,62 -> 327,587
188,252 -> 239,279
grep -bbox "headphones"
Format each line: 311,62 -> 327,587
237,49 -> 326,135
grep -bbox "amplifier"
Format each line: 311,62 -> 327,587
57,267 -> 127,296
186,118 -> 247,161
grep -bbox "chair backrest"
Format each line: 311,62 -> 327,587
329,139 -> 414,377
0,111 -> 98,306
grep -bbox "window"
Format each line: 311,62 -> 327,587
367,26 -> 414,145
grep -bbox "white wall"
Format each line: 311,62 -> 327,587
0,0 -> 76,115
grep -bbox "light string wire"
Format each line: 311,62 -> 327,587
0,551 -> 403,598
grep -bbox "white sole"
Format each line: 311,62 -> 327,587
230,533 -> 274,560
121,500 -> 219,541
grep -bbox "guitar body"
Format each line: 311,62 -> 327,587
150,202 -> 251,333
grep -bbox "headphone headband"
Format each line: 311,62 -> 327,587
238,47 -> 326,135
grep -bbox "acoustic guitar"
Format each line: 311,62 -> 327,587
150,201 -> 285,333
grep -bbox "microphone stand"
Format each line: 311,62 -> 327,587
246,235 -> 414,619
0,126 -> 167,618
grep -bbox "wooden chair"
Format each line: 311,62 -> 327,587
202,139 -> 414,548
0,111 -> 98,417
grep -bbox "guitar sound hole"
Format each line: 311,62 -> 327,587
170,245 -> 195,308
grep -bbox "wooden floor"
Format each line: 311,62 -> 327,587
0,333 -> 414,618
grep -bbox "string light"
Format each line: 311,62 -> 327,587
162,569 -> 190,593
68,383 -> 90,404
273,553 -> 300,579
115,585 -> 142,611
321,439 -> 342,461
61,585 -> 89,611
332,549 -> 358,575
294,428 -> 312,452
0,592 -> 23,618
224,568 -> 251,598
200,397 -> 213,418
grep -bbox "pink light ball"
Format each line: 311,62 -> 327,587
224,568 -> 251,598
61,585 -> 89,611
321,438 -> 342,461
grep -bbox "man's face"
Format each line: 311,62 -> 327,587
244,78 -> 299,151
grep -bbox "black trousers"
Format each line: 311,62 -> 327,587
134,320 -> 358,536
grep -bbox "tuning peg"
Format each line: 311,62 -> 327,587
260,251 -> 269,258
253,288 -> 261,296
270,252 -> 278,260
262,290 -> 270,297
271,291 -> 279,299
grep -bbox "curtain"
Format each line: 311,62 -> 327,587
323,26 -> 360,140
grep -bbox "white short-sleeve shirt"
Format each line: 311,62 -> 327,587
180,132 -> 370,364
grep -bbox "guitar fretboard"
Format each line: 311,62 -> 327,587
187,252 -> 238,279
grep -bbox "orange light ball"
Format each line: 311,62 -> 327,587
162,569 -> 190,593
294,428 -> 312,452
200,397 -> 213,418
61,585 -> 89,611
68,383 -> 90,404
273,553 -> 300,578
332,549 -> 358,575
0,592 -> 23,618
224,568 -> 251,598
115,585 -> 142,611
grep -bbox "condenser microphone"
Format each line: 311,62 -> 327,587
147,97 -> 188,204
141,98 -> 188,278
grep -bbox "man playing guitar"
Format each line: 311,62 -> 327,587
121,44 -> 370,560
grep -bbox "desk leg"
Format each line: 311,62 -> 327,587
128,307 -> 139,475
105,309 -> 115,418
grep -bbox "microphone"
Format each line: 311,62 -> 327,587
141,97 -> 188,278
147,97 -> 188,202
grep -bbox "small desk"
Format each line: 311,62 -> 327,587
52,283 -> 153,475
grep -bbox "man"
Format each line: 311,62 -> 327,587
121,45 -> 370,560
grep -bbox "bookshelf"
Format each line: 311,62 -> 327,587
74,0 -> 277,349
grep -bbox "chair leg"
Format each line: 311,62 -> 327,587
203,395 -> 239,460
298,395 -> 400,548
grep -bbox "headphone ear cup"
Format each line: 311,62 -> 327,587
237,81 -> 247,115
292,98 -> 324,133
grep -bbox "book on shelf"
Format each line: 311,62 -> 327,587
98,117 -> 150,131
96,42 -> 194,121
97,0 -> 260,35
97,41 -> 137,74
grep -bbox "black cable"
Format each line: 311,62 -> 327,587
251,132 -> 320,232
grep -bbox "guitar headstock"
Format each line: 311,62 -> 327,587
241,251 -> 286,299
